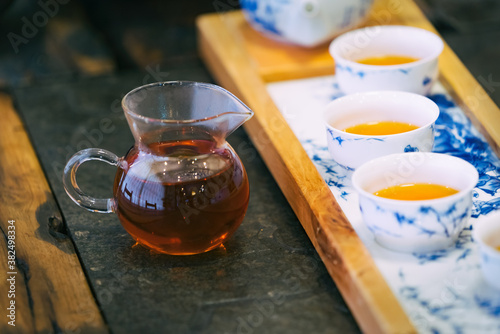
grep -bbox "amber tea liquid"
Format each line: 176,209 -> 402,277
356,55 -> 419,66
113,139 -> 249,255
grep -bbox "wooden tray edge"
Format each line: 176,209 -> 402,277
197,12 -> 416,334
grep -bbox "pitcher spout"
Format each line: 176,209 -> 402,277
122,81 -> 254,145
209,109 -> 254,141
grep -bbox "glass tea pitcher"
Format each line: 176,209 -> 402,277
63,81 -> 254,255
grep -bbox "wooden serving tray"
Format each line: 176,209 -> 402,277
196,2 -> 500,333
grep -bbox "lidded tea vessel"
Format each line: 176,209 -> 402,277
63,81 -> 254,255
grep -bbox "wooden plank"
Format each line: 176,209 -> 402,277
218,1 -> 500,157
236,16 -> 335,82
46,15 -> 115,76
197,1 -> 500,332
197,12 -> 416,334
0,93 -> 108,333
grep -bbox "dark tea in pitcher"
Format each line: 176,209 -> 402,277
63,81 -> 254,255
113,139 -> 250,255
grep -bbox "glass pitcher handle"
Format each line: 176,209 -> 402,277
63,148 -> 120,213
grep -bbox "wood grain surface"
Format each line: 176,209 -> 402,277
0,93 -> 107,333
197,10 -> 415,334
197,0 -> 500,332
237,19 -> 335,82
212,0 -> 500,157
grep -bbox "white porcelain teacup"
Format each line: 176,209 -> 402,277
323,91 -> 439,170
473,211 -> 500,289
240,0 -> 373,47
352,152 -> 478,253
329,25 -> 444,95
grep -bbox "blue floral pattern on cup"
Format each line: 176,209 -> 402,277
324,91 -> 438,169
241,0 -> 373,47
326,128 -> 385,146
240,0 -> 286,36
330,26 -> 443,95
267,75 -> 500,333
358,186 -> 473,252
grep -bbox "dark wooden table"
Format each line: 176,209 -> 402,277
1,1 -> 499,333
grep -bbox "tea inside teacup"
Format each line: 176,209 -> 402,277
356,55 -> 419,66
496,245 -> 500,251
323,91 -> 439,169
329,25 -> 444,94
352,152 -> 478,252
342,121 -> 419,135
373,182 -> 459,200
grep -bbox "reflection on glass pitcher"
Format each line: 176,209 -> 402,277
63,81 -> 254,255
